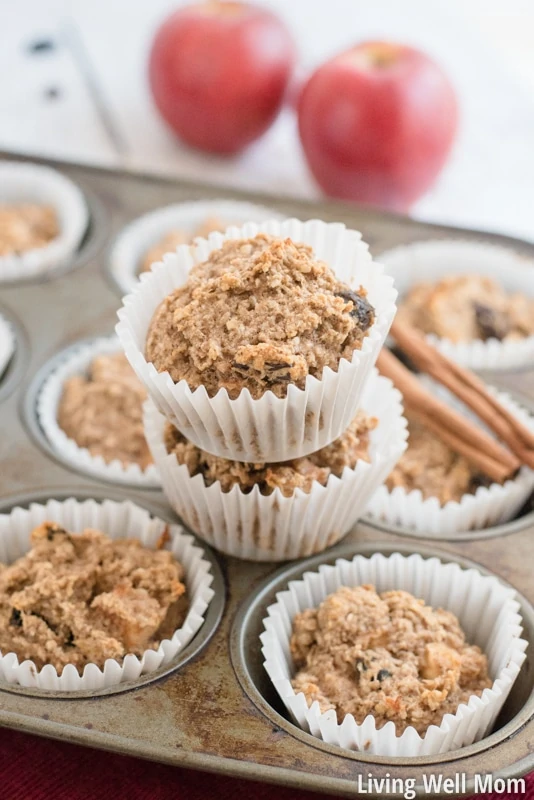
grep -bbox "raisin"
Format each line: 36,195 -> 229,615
377,669 -> 392,681
9,608 -> 22,627
473,302 -> 510,341
65,630 -> 75,647
355,658 -> 368,674
336,290 -> 374,331
265,361 -> 293,371
470,473 -> 493,490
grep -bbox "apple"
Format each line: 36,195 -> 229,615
298,41 -> 458,211
149,1 -> 295,155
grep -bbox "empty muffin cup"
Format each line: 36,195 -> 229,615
0,498 -> 215,691
261,551 -> 527,756
379,239 -> 534,371
366,381 -> 534,536
0,161 -> 88,282
37,336 -> 161,487
144,370 -> 408,561
117,218 -> 397,463
0,313 -> 15,379
109,199 -> 284,296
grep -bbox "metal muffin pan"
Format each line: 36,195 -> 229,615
0,152 -> 533,797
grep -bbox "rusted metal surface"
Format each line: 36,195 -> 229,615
0,152 -> 533,797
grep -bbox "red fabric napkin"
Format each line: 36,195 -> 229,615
0,729 -> 530,800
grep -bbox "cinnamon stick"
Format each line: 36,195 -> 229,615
390,319 -> 534,469
377,348 -> 520,484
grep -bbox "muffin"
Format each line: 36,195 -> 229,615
262,552 -> 527,756
0,522 -> 187,673
397,274 -> 534,343
117,218 -> 397,462
290,584 -> 491,735
57,351 -> 152,470
140,216 -> 224,273
144,369 -> 408,561
163,408 -> 377,496
385,411 -> 491,506
0,204 -> 59,256
0,499 -> 215,691
146,234 -> 375,400
0,161 -> 88,280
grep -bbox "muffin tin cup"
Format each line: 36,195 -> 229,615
0,161 -> 89,281
36,336 -> 161,488
109,199 -> 284,296
0,498 -> 215,692
366,380 -> 534,536
144,370 -> 408,562
379,239 -> 534,371
261,551 -> 527,757
0,313 -> 15,379
117,218 -> 398,462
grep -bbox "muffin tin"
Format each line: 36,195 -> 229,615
0,152 -> 534,796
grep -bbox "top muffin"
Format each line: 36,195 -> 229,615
145,234 -> 375,399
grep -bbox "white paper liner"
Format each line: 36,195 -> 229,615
379,239 -> 534,370
144,370 -> 408,561
117,218 -> 397,462
37,336 -> 161,487
261,552 -> 527,756
0,498 -> 215,692
0,313 -> 15,379
0,161 -> 88,281
366,380 -> 534,535
109,199 -> 284,296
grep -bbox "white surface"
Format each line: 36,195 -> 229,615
1,0 -> 534,240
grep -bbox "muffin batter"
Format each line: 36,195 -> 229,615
58,352 -> 152,469
140,216 -> 225,273
386,413 -> 490,505
0,204 -> 59,256
146,234 -> 375,399
164,410 -> 377,496
397,275 -> 534,342
0,523 -> 187,672
291,585 -> 491,735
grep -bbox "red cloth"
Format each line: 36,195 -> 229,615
0,729 -> 530,799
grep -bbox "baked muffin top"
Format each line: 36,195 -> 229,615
57,352 -> 152,469
146,234 -> 375,399
164,409 -> 377,497
0,204 -> 59,257
290,584 -> 491,735
386,412 -> 491,505
397,274 -> 534,343
0,523 -> 187,673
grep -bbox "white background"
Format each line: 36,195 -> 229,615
1,0 -> 534,240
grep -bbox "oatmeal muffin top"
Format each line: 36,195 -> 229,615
0,522 -> 187,673
397,274 -> 534,343
140,217 -> 225,273
145,234 -> 375,399
386,412 -> 491,505
0,204 -> 59,257
291,584 -> 491,735
164,409 -> 377,496
57,352 -> 152,469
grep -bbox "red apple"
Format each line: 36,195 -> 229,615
149,1 -> 295,155
298,42 -> 458,211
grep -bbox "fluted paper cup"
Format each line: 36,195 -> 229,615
117,218 -> 397,462
0,498 -> 215,691
379,239 -> 534,370
0,313 -> 15,378
0,161 -> 88,281
144,370 -> 408,561
262,552 -> 527,756
109,199 -> 284,295
367,381 -> 534,535
37,336 -> 161,487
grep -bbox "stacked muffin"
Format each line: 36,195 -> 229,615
117,219 -> 404,560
